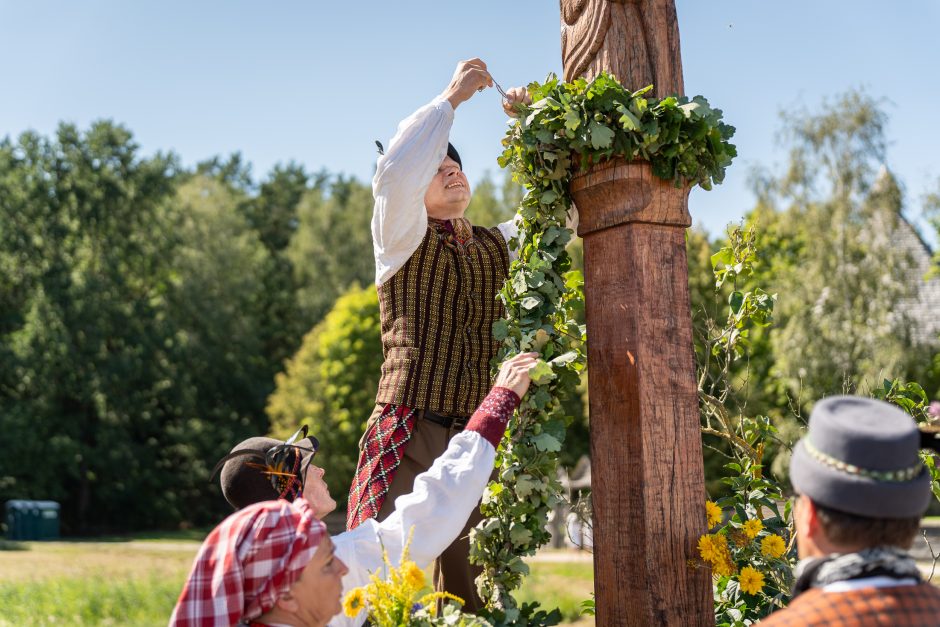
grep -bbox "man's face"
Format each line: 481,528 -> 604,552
424,155 -> 471,220
288,534 -> 348,624
302,462 -> 337,519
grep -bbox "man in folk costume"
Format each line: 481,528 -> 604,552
761,396 -> 940,626
214,353 -> 537,627
346,58 -> 530,610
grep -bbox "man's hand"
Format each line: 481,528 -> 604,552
493,352 -> 539,399
442,58 -> 493,110
502,86 -> 532,117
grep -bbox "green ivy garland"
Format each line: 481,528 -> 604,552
470,71 -> 736,625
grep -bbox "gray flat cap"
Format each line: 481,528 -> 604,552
790,396 -> 931,518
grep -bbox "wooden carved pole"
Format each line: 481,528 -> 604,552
561,1 -> 712,625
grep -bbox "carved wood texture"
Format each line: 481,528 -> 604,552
561,1 -> 713,624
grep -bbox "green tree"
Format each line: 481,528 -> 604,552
289,176 -> 374,326
747,91 -> 927,403
466,171 -> 517,226
266,284 -> 383,510
0,122 -> 186,532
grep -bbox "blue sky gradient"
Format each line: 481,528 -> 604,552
1,1 -> 937,242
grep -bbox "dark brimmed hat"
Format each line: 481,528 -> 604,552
790,396 -> 931,519
215,429 -> 318,510
447,142 -> 462,170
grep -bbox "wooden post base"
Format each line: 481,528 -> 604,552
573,161 -> 712,626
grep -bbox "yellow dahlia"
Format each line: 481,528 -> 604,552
760,534 -> 786,559
705,501 -> 722,528
743,518 -> 763,540
739,565 -> 765,595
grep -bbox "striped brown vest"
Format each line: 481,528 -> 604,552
376,221 -> 509,416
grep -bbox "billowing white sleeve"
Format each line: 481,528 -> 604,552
372,97 -> 455,286
328,430 -> 495,627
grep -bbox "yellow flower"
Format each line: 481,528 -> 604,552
712,557 -> 736,577
698,533 -> 732,564
401,560 -> 425,590
342,587 -> 366,617
697,534 -> 721,564
739,565 -> 765,595
705,501 -> 722,528
743,518 -> 763,540
730,529 -> 750,548
761,534 -> 786,559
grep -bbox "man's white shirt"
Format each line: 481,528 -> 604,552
371,96 -> 518,287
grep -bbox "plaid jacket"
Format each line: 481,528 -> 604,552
760,583 -> 940,626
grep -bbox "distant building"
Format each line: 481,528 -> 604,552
896,214 -> 940,346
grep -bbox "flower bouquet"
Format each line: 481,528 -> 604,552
342,531 -> 491,626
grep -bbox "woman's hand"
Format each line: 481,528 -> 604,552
493,352 -> 539,398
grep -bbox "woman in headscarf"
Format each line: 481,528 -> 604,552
170,498 -> 347,627
211,352 -> 537,627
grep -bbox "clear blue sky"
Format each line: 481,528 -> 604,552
1,1 -> 938,242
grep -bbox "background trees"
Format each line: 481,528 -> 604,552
2,89 -> 938,533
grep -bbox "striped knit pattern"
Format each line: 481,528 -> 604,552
376,221 -> 509,416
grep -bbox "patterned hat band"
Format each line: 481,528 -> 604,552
804,438 -> 923,482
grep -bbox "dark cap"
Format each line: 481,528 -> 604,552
789,396 -> 931,519
216,433 -> 317,510
447,142 -> 462,170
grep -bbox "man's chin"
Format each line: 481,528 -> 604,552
316,500 -> 338,519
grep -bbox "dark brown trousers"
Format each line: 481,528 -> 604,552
361,404 -> 487,613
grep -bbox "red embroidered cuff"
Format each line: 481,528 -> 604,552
466,387 -> 521,447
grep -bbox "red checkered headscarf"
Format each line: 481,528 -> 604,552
170,498 -> 327,627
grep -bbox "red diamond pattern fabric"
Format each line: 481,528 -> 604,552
346,404 -> 418,530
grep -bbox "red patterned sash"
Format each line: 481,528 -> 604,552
346,404 -> 418,530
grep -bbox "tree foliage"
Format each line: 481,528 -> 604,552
266,283 -> 383,509
743,90 -> 934,407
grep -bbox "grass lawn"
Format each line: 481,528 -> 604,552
0,537 -> 594,626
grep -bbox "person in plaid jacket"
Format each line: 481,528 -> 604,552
194,352 -> 536,627
761,396 -> 940,626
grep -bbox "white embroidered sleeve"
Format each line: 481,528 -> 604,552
328,431 -> 495,627
372,97 -> 454,286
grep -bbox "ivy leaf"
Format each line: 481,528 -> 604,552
616,104 -> 641,131
514,474 -> 538,498
550,351 -> 578,366
531,386 -> 552,410
564,270 -> 584,289
588,120 -> 615,149
510,523 -> 534,547
564,109 -> 581,131
532,432 -> 562,452
528,360 -> 556,385
520,296 -> 542,310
